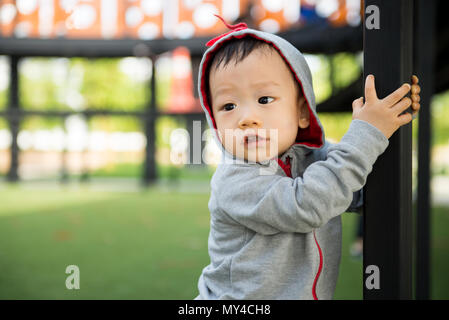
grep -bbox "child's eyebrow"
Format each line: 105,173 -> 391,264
251,81 -> 281,88
212,80 -> 281,104
213,81 -> 281,98
212,86 -> 234,100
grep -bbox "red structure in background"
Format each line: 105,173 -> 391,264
167,46 -> 201,113
0,0 -> 363,115
0,0 -> 360,39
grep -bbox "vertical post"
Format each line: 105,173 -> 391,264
7,56 -> 20,183
414,0 -> 434,300
363,0 -> 413,299
190,56 -> 206,167
142,55 -> 157,186
186,115 -> 204,167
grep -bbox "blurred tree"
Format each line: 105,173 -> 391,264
0,54 -> 447,149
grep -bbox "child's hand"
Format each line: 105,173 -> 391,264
352,74 -> 421,139
410,75 -> 421,118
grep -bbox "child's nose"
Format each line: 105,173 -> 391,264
238,118 -> 263,129
238,111 -> 263,129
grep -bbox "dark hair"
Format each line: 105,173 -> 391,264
209,36 -> 272,72
205,36 -> 301,109
205,37 -> 273,107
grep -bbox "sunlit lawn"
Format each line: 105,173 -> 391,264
0,183 -> 447,299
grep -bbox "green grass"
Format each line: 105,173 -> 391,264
0,186 -> 211,299
0,185 -> 447,299
72,163 -> 215,182
333,212 -> 363,299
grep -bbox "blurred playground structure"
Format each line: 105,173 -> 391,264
0,0 -> 448,300
0,0 -> 448,212
0,0 -> 372,183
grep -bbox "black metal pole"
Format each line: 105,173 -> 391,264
363,0 -> 414,299
414,0 -> 435,300
142,55 -> 157,186
7,56 -> 20,183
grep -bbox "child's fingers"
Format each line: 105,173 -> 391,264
364,75 -> 378,103
383,83 -> 411,106
391,96 -> 412,114
397,111 -> 413,126
352,97 -> 364,110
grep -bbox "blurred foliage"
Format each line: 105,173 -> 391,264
77,58 -> 148,111
311,53 -> 361,104
0,89 -> 6,109
0,117 -> 7,130
20,116 -> 62,131
332,52 -> 362,90
86,116 -> 143,133
17,57 -> 150,113
430,90 -> 449,146
0,56 -> 172,132
318,112 -> 353,142
309,55 -> 332,104
156,116 -> 183,149
0,53 -> 448,148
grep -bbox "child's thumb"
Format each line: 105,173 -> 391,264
352,97 -> 364,110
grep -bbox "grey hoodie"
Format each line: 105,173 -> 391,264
195,20 -> 389,300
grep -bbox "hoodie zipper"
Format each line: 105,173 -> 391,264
312,230 -> 323,300
278,156 -> 324,299
277,156 -> 292,177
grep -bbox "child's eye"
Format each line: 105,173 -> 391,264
258,96 -> 274,104
222,103 -> 236,111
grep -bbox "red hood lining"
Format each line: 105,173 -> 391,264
200,32 -> 323,149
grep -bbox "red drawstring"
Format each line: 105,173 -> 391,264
213,14 -> 248,30
284,156 -> 291,177
277,156 -> 292,178
206,14 -> 248,47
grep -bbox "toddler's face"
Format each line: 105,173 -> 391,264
209,46 -> 309,162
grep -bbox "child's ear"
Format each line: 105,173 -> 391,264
297,97 -> 310,129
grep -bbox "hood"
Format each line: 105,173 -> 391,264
198,15 -> 325,161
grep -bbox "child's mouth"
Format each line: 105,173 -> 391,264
244,135 -> 268,148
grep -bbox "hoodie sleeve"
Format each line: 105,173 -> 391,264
346,188 -> 364,214
322,140 -> 364,214
213,119 -> 388,235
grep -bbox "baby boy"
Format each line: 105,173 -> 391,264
195,17 -> 420,300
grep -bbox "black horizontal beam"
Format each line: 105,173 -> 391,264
0,109 -> 205,119
0,25 -> 362,58
0,84 -> 359,121
281,23 -> 363,54
316,74 -> 363,113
